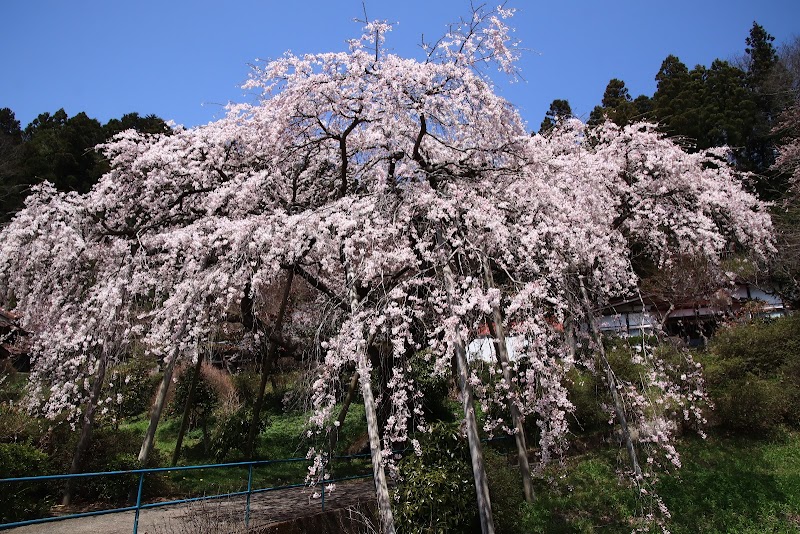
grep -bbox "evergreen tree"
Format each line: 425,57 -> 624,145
21,109 -> 106,194
743,22 -> 791,193
104,112 -> 171,138
0,108 -> 21,137
632,94 -> 653,119
745,22 -> 779,88
0,108 -> 24,222
589,79 -> 648,126
702,60 -> 757,151
652,55 -> 702,141
0,109 -> 172,221
538,98 -> 573,134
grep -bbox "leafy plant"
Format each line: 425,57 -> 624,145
105,354 -> 160,421
407,351 -> 453,422
209,405 -> 267,462
0,442 -> 53,523
77,427 -> 170,503
392,423 -> 479,533
703,314 -> 800,433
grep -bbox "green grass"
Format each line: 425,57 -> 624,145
659,432 -> 800,533
520,431 -> 800,533
523,450 -> 639,533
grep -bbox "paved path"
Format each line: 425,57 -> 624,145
7,479 -> 376,534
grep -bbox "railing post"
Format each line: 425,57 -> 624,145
132,472 -> 145,534
245,463 -> 253,527
321,461 -> 325,512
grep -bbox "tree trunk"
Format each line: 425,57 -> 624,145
138,345 -> 180,464
63,352 -> 109,506
481,256 -> 534,503
342,250 -> 396,534
577,276 -> 643,481
245,269 -> 294,459
202,416 -> 210,455
329,370 -> 360,455
171,355 -> 203,466
359,364 -> 396,534
436,229 -> 495,534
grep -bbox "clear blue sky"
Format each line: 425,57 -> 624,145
2,1 -> 798,132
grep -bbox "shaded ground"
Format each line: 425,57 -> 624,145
7,479 -> 376,534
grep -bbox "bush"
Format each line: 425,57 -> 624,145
0,405 -> 47,446
713,376 -> 786,433
105,355 -> 160,421
703,314 -> 800,433
0,442 -> 54,523
78,427 -> 170,503
0,368 -> 48,446
169,364 -> 219,427
392,423 -> 478,533
231,372 -> 261,408
209,405 -> 267,461
710,315 -> 800,376
407,351 -> 455,421
0,364 -> 26,404
564,367 -> 607,435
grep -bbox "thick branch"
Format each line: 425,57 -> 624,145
338,118 -> 364,198
291,264 -> 350,313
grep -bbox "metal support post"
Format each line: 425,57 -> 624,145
132,473 -> 145,534
245,464 -> 253,527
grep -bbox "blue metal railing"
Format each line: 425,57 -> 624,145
0,453 -> 372,533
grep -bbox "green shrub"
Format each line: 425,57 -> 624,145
234,367 -> 301,415
105,355 -> 160,420
408,351 -> 454,422
169,364 -> 218,427
709,315 -> 800,376
209,405 -> 267,461
713,376 -> 786,433
564,367 -> 607,435
392,423 -> 478,533
78,427 -> 169,503
703,314 -> 800,433
0,368 -> 48,446
0,442 -> 54,523
231,372 -> 261,408
0,366 -> 27,404
0,405 -> 47,445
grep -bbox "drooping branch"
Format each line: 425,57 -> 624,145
245,268 -> 295,459
577,276 -> 643,481
341,246 -> 396,534
481,255 -> 534,503
436,228 -> 495,534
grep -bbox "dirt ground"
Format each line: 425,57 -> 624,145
6,479 -> 376,534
